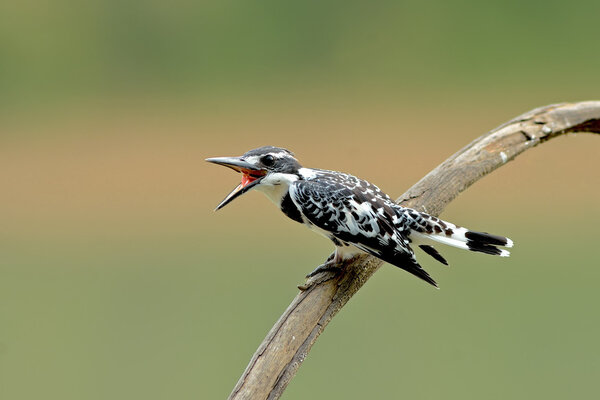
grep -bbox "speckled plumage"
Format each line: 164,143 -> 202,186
207,146 -> 513,287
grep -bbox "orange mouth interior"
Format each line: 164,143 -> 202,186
240,169 -> 266,188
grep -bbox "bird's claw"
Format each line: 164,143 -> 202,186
298,257 -> 343,291
298,270 -> 337,291
305,260 -> 341,278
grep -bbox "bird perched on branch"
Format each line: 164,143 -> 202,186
206,146 -> 513,288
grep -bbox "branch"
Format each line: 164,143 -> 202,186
228,101 -> 600,400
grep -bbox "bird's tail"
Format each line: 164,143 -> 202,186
411,216 -> 513,257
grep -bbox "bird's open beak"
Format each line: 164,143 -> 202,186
205,156 -> 267,210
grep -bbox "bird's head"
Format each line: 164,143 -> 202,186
206,146 -> 302,210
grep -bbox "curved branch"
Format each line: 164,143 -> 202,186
228,101 -> 600,400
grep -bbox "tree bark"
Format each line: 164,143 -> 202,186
228,101 -> 600,400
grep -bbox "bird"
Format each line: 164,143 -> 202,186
206,146 -> 513,288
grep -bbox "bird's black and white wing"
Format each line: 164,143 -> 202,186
289,170 -> 438,286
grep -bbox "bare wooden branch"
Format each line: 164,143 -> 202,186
228,101 -> 600,400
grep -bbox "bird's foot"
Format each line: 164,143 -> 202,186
305,259 -> 341,278
298,256 -> 343,291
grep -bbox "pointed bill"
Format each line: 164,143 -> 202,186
206,156 -> 267,210
213,179 -> 263,210
205,157 -> 261,173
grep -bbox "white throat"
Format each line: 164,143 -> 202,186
255,172 -> 298,206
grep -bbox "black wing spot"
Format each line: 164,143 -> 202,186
419,245 -> 448,266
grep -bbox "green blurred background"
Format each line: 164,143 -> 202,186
1,1 -> 599,399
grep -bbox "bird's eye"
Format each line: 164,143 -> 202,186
261,155 -> 275,166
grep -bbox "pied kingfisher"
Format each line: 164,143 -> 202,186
206,146 -> 513,288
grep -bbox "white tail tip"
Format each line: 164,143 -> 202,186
499,249 -> 511,257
